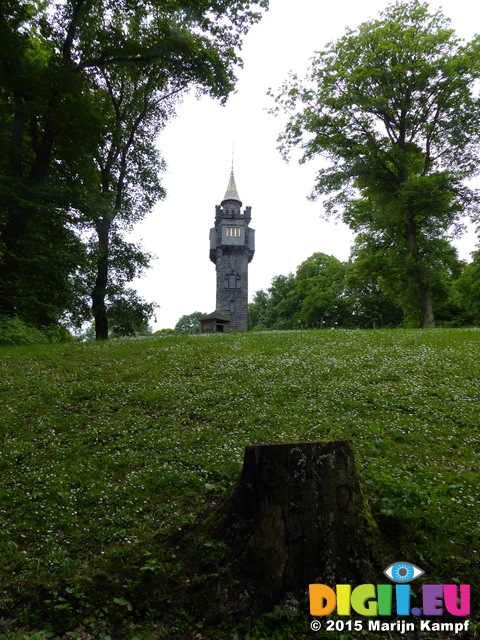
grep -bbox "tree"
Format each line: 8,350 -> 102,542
0,1 -> 90,325
248,289 -> 269,329
450,249 -> 480,325
87,234 -> 158,336
175,311 -> 206,334
345,257 -> 406,328
265,274 -> 301,329
271,0 -> 480,327
249,252 -> 409,330
0,0 -> 268,327
86,61 -> 173,339
249,274 -> 300,330
295,253 -> 350,328
108,289 -> 155,337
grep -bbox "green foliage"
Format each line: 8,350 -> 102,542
0,329 -> 478,637
450,248 -> 480,325
295,253 -> 349,327
85,63 -> 168,339
154,327 -> 175,337
271,0 -> 480,327
249,274 -> 300,329
174,311 -> 206,334
0,317 -> 74,346
0,317 -> 46,346
249,252 -> 405,330
345,261 -> 404,328
107,289 -> 156,337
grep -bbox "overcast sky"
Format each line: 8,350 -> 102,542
128,0 -> 480,330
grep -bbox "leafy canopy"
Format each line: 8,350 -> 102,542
270,0 -> 480,327
175,311 -> 206,334
272,0 -> 480,215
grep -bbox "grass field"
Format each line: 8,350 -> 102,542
0,328 -> 479,639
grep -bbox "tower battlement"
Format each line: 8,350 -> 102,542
214,204 -> 252,221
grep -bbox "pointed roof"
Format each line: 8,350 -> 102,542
221,168 -> 242,207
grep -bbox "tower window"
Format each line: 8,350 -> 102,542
226,227 -> 241,237
224,272 -> 241,289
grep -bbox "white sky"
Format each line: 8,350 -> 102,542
128,0 -> 480,330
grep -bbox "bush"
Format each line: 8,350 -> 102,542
0,317 -> 47,346
0,317 -> 74,346
154,328 -> 175,337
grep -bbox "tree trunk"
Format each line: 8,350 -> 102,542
0,202 -> 30,318
194,441 -> 380,621
236,440 -> 379,590
0,90 -> 59,319
0,93 -> 28,317
404,210 -> 435,328
419,284 -> 435,328
92,219 -> 110,340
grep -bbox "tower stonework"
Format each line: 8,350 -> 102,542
209,170 -> 255,331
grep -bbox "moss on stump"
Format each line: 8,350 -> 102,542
194,440 -> 381,620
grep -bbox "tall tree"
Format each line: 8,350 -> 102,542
86,61 -> 176,339
265,274 -> 301,329
0,0 -> 88,324
271,0 -> 480,327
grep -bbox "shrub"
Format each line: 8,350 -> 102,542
0,317 -> 47,346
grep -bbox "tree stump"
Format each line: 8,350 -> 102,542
194,440 -> 380,620
236,440 -> 379,591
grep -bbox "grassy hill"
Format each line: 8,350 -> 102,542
0,329 -> 479,639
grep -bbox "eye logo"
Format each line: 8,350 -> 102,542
384,561 -> 424,583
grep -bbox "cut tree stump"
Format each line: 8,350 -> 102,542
194,440 -> 380,620
235,440 -> 379,591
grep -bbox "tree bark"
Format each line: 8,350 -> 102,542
235,440 -> 380,590
418,284 -> 435,328
193,441 -> 381,621
92,219 -> 110,340
404,210 -> 435,328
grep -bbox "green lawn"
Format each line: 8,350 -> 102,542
0,329 -> 479,638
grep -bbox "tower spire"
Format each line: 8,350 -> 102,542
221,164 -> 242,207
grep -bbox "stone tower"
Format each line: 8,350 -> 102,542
208,169 -> 255,331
